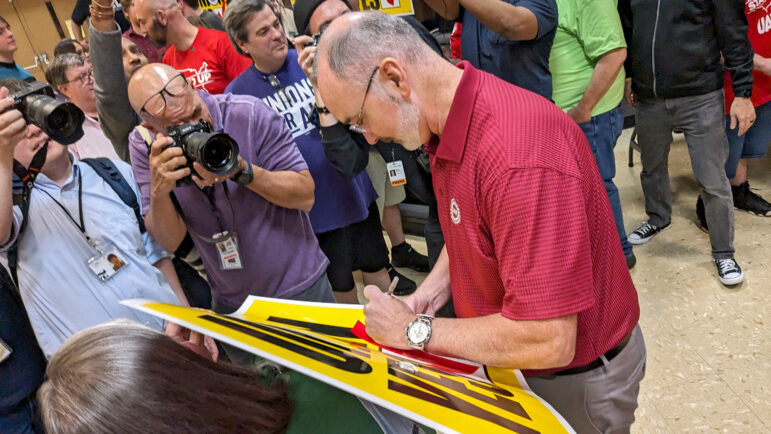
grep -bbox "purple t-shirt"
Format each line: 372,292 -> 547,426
226,50 -> 377,233
129,92 -> 329,308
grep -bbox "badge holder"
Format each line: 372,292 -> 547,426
213,231 -> 243,270
387,149 -> 407,187
0,337 -> 12,364
86,237 -> 130,282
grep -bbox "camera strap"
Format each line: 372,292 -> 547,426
170,182 -> 237,244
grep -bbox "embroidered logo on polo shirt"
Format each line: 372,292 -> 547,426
450,198 -> 461,224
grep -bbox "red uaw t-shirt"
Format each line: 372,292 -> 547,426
425,62 -> 639,376
725,0 -> 771,110
163,27 -> 251,95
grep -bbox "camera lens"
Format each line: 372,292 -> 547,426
24,95 -> 84,145
186,132 -> 240,176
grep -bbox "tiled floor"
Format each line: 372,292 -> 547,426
361,128 -> 771,433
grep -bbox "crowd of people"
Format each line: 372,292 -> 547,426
0,0 -> 767,432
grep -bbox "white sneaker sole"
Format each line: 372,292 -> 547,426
719,271 -> 745,286
628,224 -> 671,245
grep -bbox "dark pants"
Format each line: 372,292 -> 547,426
635,90 -> 735,259
579,106 -> 633,257
212,273 -> 335,367
527,325 -> 646,433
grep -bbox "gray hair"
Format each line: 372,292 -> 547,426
224,0 -> 274,56
316,11 -> 430,87
45,53 -> 86,90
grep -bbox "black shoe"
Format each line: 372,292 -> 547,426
715,258 -> 744,286
625,253 -> 636,270
628,221 -> 671,244
386,265 -> 417,296
391,242 -> 429,272
696,195 -> 709,232
732,181 -> 771,217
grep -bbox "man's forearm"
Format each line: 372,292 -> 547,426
416,247 -> 453,310
245,167 -> 315,212
154,257 -> 190,307
460,0 -> 539,41
422,0 -> 460,20
146,194 -> 187,253
426,313 -> 578,369
0,155 -> 14,246
575,48 -> 627,116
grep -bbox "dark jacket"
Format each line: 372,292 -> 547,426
619,0 -> 753,100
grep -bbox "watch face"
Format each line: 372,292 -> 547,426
408,321 -> 430,344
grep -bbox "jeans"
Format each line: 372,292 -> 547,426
635,90 -> 735,259
579,106 -> 633,257
724,100 -> 771,179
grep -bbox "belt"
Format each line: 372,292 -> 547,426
554,332 -> 633,376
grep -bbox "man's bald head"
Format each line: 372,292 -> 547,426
133,0 -> 178,45
128,63 -> 180,113
134,0 -> 176,16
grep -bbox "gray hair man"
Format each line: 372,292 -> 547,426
315,12 -> 645,433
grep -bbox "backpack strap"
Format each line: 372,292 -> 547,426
80,157 -> 146,234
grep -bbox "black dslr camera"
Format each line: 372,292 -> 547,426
167,120 -> 240,185
6,82 -> 84,145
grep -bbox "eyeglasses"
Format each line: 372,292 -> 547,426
348,66 -> 379,135
140,73 -> 188,116
266,74 -> 289,102
64,69 -> 93,85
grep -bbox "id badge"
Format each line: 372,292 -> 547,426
86,238 -> 130,282
213,231 -> 243,270
386,160 -> 407,186
0,337 -> 12,364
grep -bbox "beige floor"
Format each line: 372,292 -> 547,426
361,127 -> 771,433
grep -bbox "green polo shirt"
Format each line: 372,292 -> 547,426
549,0 -> 627,115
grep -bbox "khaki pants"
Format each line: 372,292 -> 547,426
526,325 -> 646,433
366,151 -> 406,219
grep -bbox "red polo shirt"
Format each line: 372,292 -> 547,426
426,62 -> 639,376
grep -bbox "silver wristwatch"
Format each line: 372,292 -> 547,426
406,314 -> 434,350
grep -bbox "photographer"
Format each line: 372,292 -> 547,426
0,78 -> 189,359
126,63 -> 333,365
223,0 -> 412,302
292,0 -> 443,271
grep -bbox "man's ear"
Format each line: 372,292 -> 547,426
139,121 -> 158,134
236,40 -> 250,57
379,57 -> 410,100
57,84 -> 71,100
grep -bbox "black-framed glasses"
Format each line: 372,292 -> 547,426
140,73 -> 188,116
266,73 -> 289,102
64,68 -> 93,85
349,66 -> 379,134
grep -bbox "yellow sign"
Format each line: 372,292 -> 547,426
122,297 -> 572,434
198,0 -> 227,17
359,0 -> 415,16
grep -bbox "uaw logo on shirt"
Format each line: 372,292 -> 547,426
261,77 -> 317,139
450,198 -> 461,224
181,62 -> 214,92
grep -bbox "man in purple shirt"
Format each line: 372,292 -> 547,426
126,63 -> 332,362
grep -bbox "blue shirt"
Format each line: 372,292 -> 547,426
460,0 -> 558,99
0,61 -> 34,82
226,50 -> 377,234
0,155 -> 178,358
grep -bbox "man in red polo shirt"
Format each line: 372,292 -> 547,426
133,0 -> 250,94
315,12 -> 645,433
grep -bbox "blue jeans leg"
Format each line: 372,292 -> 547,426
579,106 -> 633,257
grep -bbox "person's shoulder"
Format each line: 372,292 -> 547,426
226,66 -> 258,93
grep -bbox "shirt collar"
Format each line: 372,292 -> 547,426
425,61 -> 481,163
198,91 -> 224,132
34,152 -> 80,190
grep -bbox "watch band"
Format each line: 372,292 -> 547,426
315,105 -> 330,114
233,162 -> 254,186
406,314 -> 434,350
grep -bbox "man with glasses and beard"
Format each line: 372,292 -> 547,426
126,63 -> 334,365
132,0 -> 250,95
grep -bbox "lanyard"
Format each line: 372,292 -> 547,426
37,170 -> 93,245
173,182 -> 237,244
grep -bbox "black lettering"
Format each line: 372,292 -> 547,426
266,316 -> 357,339
363,0 -> 380,10
200,315 -> 372,374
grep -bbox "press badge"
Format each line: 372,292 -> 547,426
86,238 -> 130,282
386,160 -> 407,186
213,231 -> 243,270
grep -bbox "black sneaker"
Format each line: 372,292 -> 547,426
696,195 -> 708,232
732,181 -> 771,217
628,221 -> 671,245
626,253 -> 637,270
386,265 -> 417,296
391,242 -> 429,272
715,258 -> 744,286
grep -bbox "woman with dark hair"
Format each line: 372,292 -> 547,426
53,39 -> 89,62
38,320 -> 384,433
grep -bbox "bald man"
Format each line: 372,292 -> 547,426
315,12 -> 645,432
132,0 -> 250,94
126,63 -> 333,365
